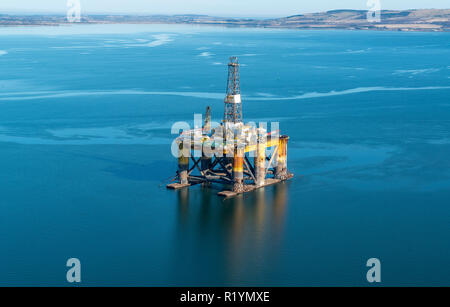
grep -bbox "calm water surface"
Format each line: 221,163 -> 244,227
0,24 -> 449,286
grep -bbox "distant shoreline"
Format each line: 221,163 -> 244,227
1,9 -> 449,32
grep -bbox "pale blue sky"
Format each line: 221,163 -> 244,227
1,0 -> 449,17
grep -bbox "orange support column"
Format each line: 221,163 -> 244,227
276,135 -> 289,180
233,145 -> 245,193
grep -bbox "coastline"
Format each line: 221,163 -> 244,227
1,9 -> 449,32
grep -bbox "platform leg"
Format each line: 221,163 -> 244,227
255,133 -> 266,187
276,135 -> 289,180
233,145 -> 245,193
178,142 -> 189,185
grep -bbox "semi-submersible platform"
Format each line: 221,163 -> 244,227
167,57 -> 293,197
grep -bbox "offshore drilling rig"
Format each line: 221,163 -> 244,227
167,57 -> 293,197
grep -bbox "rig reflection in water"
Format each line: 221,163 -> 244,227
170,182 -> 290,285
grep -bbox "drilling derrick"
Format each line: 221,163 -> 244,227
224,57 -> 243,124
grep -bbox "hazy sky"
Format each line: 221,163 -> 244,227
1,0 -> 449,17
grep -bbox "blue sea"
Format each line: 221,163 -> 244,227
0,24 -> 449,286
